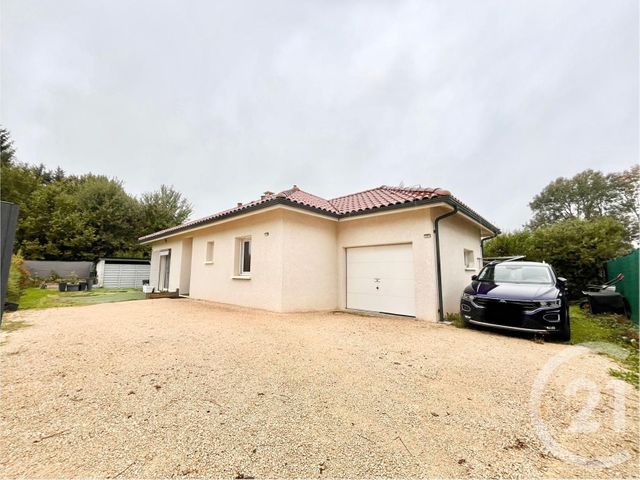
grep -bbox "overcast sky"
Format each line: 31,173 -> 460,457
2,0 -> 638,230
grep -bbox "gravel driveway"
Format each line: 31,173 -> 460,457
1,299 -> 638,478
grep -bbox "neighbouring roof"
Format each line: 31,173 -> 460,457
99,258 -> 150,265
139,185 -> 499,243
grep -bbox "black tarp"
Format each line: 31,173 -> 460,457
1,201 -> 20,321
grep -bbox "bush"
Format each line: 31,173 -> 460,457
46,270 -> 60,282
6,253 -> 30,303
484,217 -> 630,298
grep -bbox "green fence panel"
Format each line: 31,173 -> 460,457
606,249 -> 639,324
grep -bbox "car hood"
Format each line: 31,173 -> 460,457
468,281 -> 559,300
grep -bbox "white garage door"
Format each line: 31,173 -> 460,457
346,244 -> 416,317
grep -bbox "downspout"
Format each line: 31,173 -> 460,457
480,232 -> 499,258
434,204 -> 458,322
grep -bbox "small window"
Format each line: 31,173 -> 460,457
464,249 -> 475,269
239,238 -> 251,275
205,241 -> 214,263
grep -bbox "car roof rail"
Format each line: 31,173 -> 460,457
483,255 -> 527,266
503,255 -> 526,263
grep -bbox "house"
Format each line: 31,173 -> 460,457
139,185 -> 499,321
95,258 -> 151,288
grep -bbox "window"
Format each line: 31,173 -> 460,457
464,249 -> 475,269
205,241 -> 214,263
478,264 -> 553,285
238,238 -> 251,275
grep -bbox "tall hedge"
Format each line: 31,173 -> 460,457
484,217 -> 630,298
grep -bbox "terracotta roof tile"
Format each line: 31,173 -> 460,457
329,185 -> 450,214
139,184 -> 493,242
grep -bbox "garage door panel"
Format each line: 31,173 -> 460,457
346,244 -> 415,317
346,292 -> 383,313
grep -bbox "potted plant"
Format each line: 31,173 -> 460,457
66,272 -> 80,292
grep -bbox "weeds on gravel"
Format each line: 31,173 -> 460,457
446,312 -> 466,328
569,306 -> 639,388
0,318 -> 31,345
1,318 -> 30,333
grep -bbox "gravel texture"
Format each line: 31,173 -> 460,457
1,298 -> 638,478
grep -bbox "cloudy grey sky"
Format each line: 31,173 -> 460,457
2,0 -> 638,230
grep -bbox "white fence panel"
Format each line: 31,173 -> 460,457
103,264 -> 150,288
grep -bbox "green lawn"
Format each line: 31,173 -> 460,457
16,287 -> 146,310
569,305 -> 639,387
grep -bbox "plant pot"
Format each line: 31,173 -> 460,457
58,282 -> 67,292
4,302 -> 19,312
86,280 -> 93,291
78,281 -> 87,291
66,284 -> 80,292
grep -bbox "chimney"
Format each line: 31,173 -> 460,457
237,202 -> 243,207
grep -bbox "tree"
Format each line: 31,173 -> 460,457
529,167 -> 639,243
482,230 -> 532,259
19,181 -> 96,260
0,129 -> 194,260
529,169 -> 611,226
139,184 -> 192,236
484,217 -> 630,298
607,165 -> 639,241
1,126 -> 16,166
74,175 -> 142,259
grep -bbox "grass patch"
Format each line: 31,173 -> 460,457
568,305 -> 638,388
446,312 -> 466,328
17,287 -> 146,310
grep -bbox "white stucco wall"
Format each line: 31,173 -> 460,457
435,207 -> 484,316
336,207 -> 438,321
179,238 -> 193,294
281,209 -> 338,311
173,209 -> 286,311
147,204 -> 489,320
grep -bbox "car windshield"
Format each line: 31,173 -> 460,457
477,264 -> 553,284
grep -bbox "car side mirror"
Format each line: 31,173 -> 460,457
557,277 -> 567,287
471,275 -> 478,281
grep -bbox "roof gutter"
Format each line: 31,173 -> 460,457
139,194 -> 499,245
434,204 -> 459,322
139,198 -> 340,244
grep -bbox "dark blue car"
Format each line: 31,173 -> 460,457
460,260 -> 570,340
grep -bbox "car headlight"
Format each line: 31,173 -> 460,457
462,293 -> 475,302
539,299 -> 561,308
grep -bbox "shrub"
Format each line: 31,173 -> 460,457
6,253 -> 30,303
46,270 -> 60,282
484,217 -> 630,298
